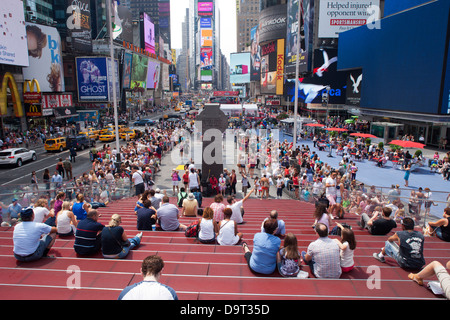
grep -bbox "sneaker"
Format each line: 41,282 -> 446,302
136,232 -> 143,239
373,252 -> 385,263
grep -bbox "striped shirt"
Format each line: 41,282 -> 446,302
307,237 -> 342,278
74,218 -> 104,253
118,281 -> 178,300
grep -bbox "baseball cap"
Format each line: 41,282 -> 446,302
20,207 -> 33,219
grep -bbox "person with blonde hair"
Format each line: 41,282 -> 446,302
56,201 -> 78,236
101,214 -> 143,259
72,193 -> 90,221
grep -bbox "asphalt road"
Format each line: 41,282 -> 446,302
0,111 -> 172,191
0,139 -> 115,188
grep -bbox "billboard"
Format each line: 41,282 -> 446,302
276,39 -> 285,95
0,0 -> 28,66
230,53 -> 251,84
291,48 -> 348,104
260,40 -> 278,94
122,52 -> 133,89
337,0 -> 449,114
200,17 -> 212,28
250,25 -> 261,82
198,2 -> 213,15
318,0 -> 380,38
146,60 -> 160,90
140,12 -> 156,54
66,0 -> 92,53
259,4 -> 287,43
131,54 -> 148,89
200,48 -> 213,70
346,69 -> 363,106
162,64 -> 170,91
285,0 -> 312,74
201,69 -> 213,82
107,57 -> 120,102
23,23 -> 65,92
201,29 -> 213,47
76,57 -> 108,101
117,4 -> 133,43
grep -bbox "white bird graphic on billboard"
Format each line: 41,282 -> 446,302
314,49 -> 338,77
296,80 -> 326,103
350,73 -> 363,93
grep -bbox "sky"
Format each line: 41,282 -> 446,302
170,0 -> 237,63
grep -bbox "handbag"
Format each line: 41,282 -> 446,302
106,227 -> 130,249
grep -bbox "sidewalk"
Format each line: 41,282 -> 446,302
152,131 -> 292,201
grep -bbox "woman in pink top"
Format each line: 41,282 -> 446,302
210,194 -> 226,221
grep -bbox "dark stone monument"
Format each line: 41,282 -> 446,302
195,103 -> 229,183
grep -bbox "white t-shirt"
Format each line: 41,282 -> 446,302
325,177 -> 337,197
132,171 -> 144,185
118,281 -> 178,300
227,200 -> 244,224
13,221 -> 52,256
33,207 -> 50,223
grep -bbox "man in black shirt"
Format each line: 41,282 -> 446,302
359,206 -> 397,235
373,217 -> 425,270
136,200 -> 156,231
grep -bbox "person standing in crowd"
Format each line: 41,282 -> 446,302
403,163 -> 411,187
132,166 -> 145,196
325,170 -> 338,206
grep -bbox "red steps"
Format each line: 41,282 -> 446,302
0,196 -> 449,300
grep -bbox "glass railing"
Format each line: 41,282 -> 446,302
278,178 -> 447,227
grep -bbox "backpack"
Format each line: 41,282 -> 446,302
185,220 -> 200,238
177,192 -> 187,207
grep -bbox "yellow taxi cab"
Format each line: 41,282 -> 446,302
44,137 -> 67,152
86,127 -> 100,136
99,130 -> 116,142
79,129 -> 99,140
120,129 -> 137,140
105,124 -> 126,133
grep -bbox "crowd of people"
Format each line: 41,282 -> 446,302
5,107 -> 450,300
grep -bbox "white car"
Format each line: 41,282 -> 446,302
0,148 -> 37,167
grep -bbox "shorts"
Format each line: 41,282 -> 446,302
326,195 -> 337,206
172,181 -> 179,186
434,265 -> 450,300
341,265 -> 354,273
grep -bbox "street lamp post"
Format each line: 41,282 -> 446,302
107,0 -> 121,164
293,0 -> 302,150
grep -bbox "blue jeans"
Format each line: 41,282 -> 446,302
14,234 -> 54,262
301,251 -> 315,275
384,241 -> 401,263
103,235 -> 141,259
